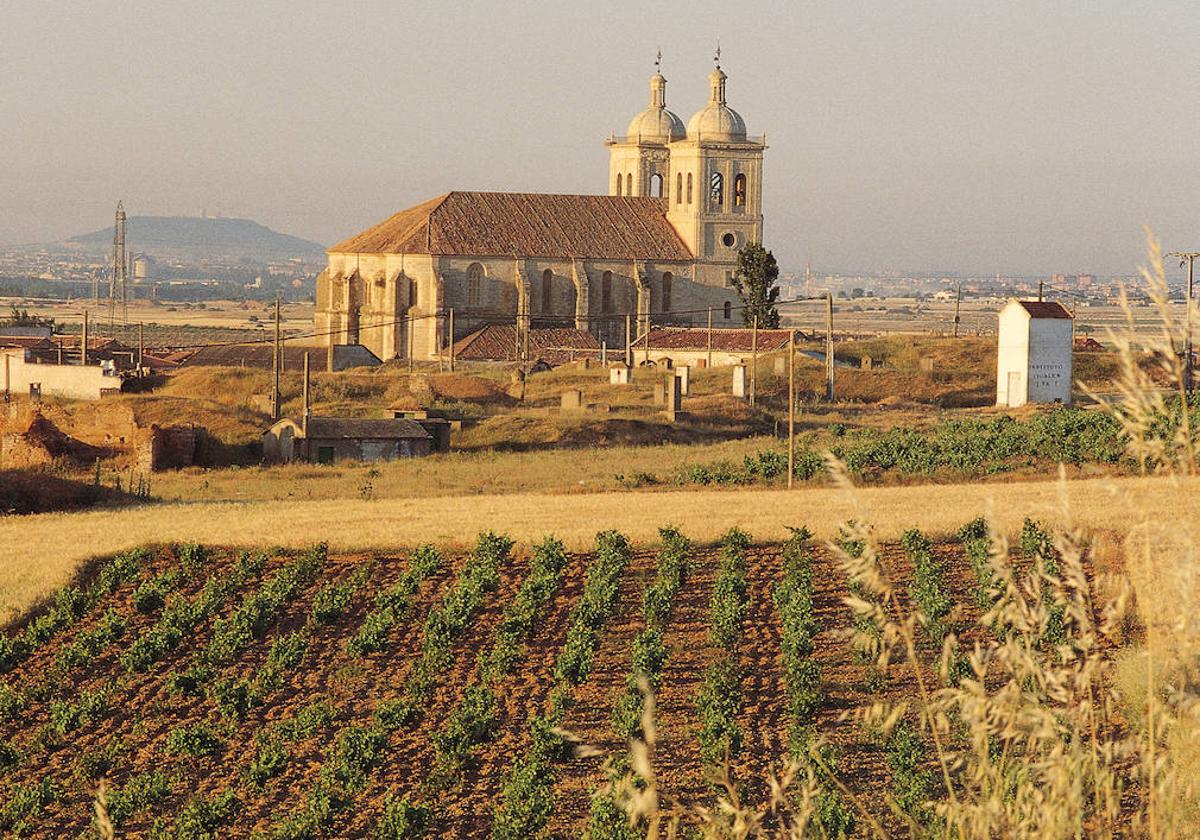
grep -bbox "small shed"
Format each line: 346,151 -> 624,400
995,300 -> 1073,408
263,416 -> 433,464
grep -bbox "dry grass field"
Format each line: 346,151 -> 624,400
1,473 -> 1192,626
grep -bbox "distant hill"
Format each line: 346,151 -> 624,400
67,216 -> 326,260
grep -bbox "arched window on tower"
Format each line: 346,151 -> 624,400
615,174 -> 623,196
661,272 -> 672,313
734,174 -> 747,208
466,262 -> 483,307
676,173 -> 683,205
710,172 -> 724,208
626,173 -> 633,196
541,268 -> 553,314
649,173 -> 663,197
601,271 -> 613,313
723,300 -> 732,320
686,173 -> 693,204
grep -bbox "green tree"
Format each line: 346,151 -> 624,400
730,243 -> 780,328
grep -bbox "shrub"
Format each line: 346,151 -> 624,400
166,723 -> 223,758
159,789 -> 240,839
0,777 -> 60,831
886,721 -> 934,826
709,529 -> 750,650
435,538 -> 570,783
211,677 -> 253,720
49,686 -> 108,735
312,579 -> 355,624
1020,518 -> 1066,646
203,545 -> 326,666
167,664 -> 213,698
259,630 -> 308,685
0,683 -> 25,721
902,528 -> 953,645
75,736 -> 126,780
374,792 -> 430,839
491,755 -> 554,840
106,770 -> 171,827
245,730 -> 288,786
554,531 -> 631,685
958,517 -> 999,611
325,725 -> 386,791
696,659 -> 743,763
586,789 -> 638,840
133,571 -> 177,614
776,527 -> 822,749
0,739 -> 19,774
55,608 -> 127,670
399,534 -> 511,720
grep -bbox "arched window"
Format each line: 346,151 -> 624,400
409,278 -> 419,309
686,173 -> 693,204
615,174 -> 622,196
601,271 -> 613,313
723,300 -> 732,320
626,173 -> 633,196
466,262 -> 483,307
541,268 -> 553,314
734,173 -> 747,207
661,272 -> 672,313
676,173 -> 683,204
710,172 -> 724,208
649,173 -> 663,197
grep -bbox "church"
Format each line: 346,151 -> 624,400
314,58 -> 767,361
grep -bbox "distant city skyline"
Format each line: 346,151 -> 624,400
2,1 -> 1197,278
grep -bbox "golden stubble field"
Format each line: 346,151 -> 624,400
3,473 -> 1194,625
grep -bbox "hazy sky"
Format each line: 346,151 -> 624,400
2,1 -> 1198,276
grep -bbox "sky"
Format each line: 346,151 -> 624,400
1,0 -> 1198,277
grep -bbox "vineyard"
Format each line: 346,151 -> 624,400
0,513 -> 1173,839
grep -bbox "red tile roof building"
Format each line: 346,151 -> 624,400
315,63 -> 768,365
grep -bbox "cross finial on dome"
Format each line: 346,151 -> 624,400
714,42 -> 721,69
655,48 -> 662,72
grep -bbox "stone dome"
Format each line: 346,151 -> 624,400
626,73 -> 686,142
687,67 -> 747,141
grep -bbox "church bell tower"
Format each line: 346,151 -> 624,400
666,53 -> 767,288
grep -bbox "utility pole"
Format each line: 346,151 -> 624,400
81,310 -> 89,366
625,314 -> 632,368
138,322 -> 144,375
787,329 -> 795,489
448,309 -> 455,372
707,307 -> 713,369
643,317 -> 650,365
825,291 -> 834,401
1167,251 -> 1200,394
750,315 -> 758,407
953,282 -> 962,338
1038,280 -> 1044,302
302,352 -> 310,437
272,296 -> 281,421
408,315 -> 414,375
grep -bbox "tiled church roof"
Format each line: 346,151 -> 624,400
330,191 -> 693,261
452,325 -> 600,364
645,326 -> 797,353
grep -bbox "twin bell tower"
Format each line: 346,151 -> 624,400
605,52 -> 766,288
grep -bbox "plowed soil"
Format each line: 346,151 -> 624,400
0,531 -> 1046,837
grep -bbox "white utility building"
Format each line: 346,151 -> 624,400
995,300 -> 1073,407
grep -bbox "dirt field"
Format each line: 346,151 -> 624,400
0,529 -> 1087,837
